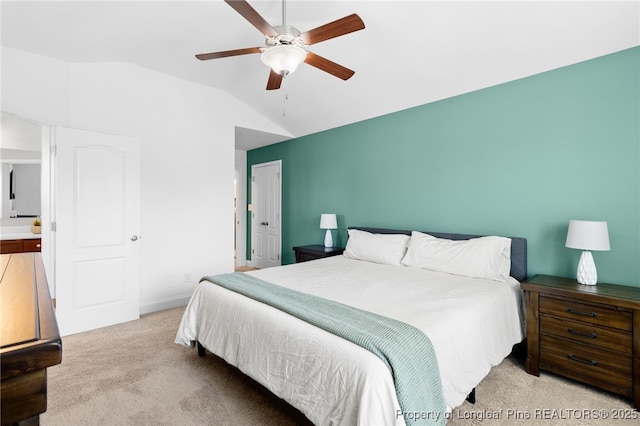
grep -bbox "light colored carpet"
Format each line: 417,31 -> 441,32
42,307 -> 637,425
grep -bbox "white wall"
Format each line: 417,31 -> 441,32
1,48 -> 70,125
2,46 -> 289,314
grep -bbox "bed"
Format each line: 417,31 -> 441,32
175,227 -> 527,425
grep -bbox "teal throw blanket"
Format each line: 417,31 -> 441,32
201,272 -> 447,426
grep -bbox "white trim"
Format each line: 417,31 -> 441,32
139,294 -> 191,315
41,125 -> 55,296
234,150 -> 247,268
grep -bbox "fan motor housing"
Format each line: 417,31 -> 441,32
267,25 -> 304,47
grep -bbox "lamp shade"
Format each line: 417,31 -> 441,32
565,220 -> 610,251
319,214 -> 337,230
261,45 -> 306,76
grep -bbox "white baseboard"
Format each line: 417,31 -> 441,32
140,294 -> 191,315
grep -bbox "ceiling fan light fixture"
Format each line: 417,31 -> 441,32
261,44 -> 307,76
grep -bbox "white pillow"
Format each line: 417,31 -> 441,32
343,229 -> 410,266
401,231 -> 512,281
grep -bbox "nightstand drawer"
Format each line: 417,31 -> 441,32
297,252 -> 320,263
540,315 -> 632,354
293,245 -> 344,263
540,296 -> 632,331
540,335 -> 632,391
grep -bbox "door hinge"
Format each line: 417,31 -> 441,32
50,145 -> 57,155
51,221 -> 57,231
277,254 -> 280,260
252,249 -> 255,254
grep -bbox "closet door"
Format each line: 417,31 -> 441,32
251,160 -> 281,269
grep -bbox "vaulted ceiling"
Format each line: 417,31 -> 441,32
2,1 -> 638,150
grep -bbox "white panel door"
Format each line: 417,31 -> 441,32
55,127 -> 140,336
251,160 -> 281,269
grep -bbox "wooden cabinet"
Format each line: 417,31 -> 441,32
23,239 -> 42,252
293,245 -> 345,263
1,238 -> 41,254
0,239 -> 22,254
1,253 -> 62,425
522,275 -> 640,408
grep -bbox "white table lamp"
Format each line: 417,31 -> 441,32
319,214 -> 338,248
565,220 -> 610,285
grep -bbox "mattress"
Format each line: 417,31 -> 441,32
176,256 -> 525,425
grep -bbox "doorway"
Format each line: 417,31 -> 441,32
0,113 -> 53,290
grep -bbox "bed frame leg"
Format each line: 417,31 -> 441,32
197,341 -> 206,357
466,388 -> 476,404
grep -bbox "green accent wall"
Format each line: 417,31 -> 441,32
248,47 -> 640,287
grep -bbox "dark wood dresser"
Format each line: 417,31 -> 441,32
521,274 -> 640,409
1,253 -> 62,425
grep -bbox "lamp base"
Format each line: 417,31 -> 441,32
576,250 -> 597,285
324,229 -> 333,248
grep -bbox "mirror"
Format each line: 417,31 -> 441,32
1,113 -> 42,220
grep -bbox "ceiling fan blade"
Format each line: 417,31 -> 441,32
300,14 -> 365,45
304,52 -> 355,81
196,47 -> 262,61
266,69 -> 283,90
224,0 -> 278,37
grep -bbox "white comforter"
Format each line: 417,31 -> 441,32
175,256 -> 525,425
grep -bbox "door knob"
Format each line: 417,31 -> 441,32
261,222 -> 269,226
131,235 -> 139,241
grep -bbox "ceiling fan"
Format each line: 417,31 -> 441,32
196,0 -> 365,90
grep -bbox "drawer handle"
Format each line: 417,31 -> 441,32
567,307 -> 597,318
567,354 -> 597,366
567,328 -> 597,339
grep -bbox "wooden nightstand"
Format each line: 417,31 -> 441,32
521,275 -> 640,408
293,245 -> 344,263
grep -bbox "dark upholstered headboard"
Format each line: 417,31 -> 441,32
350,227 -> 528,282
